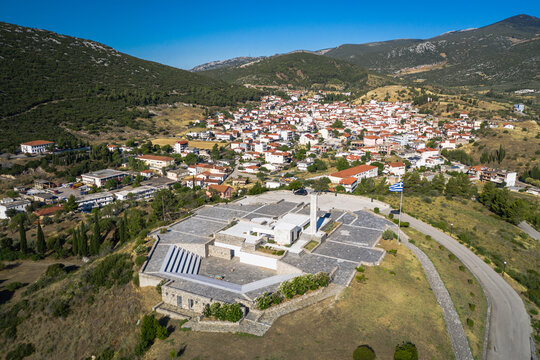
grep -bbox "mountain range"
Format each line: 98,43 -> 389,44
194,14 -> 540,88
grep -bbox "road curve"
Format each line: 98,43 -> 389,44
401,213 -> 532,360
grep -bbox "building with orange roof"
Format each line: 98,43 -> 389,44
20,140 -> 54,154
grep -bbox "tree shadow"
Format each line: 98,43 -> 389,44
0,289 -> 14,304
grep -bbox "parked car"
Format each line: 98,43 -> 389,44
293,188 -> 308,196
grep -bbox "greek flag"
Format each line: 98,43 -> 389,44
389,181 -> 403,192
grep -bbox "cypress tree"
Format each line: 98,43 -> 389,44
80,224 -> 88,256
72,228 -> 79,256
36,222 -> 46,254
90,213 -> 101,255
119,217 -> 126,243
19,217 -> 27,253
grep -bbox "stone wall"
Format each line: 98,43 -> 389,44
176,243 -> 208,257
162,285 -> 213,313
139,272 -> 163,287
214,232 -> 244,246
208,245 -> 232,260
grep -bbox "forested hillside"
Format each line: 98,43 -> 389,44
200,52 -> 369,91
0,22 -> 260,151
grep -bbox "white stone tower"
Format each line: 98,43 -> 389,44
310,192 -> 318,234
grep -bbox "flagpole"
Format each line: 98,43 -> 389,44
396,178 -> 403,245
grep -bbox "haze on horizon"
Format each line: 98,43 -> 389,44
1,0 -> 538,69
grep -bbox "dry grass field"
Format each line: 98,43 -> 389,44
146,240 -> 454,360
461,121 -> 540,173
151,138 -> 225,150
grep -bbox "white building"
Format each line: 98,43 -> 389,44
0,198 -> 31,219
114,186 -> 156,201
137,155 -> 175,170
81,169 -> 129,187
20,140 -> 54,154
76,192 -> 114,210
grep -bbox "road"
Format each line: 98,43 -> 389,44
519,221 -> 540,241
240,191 -> 533,359
399,213 -> 532,360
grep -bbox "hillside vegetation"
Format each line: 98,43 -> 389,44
324,14 -> 540,88
0,22 -> 260,151
200,52 -> 369,91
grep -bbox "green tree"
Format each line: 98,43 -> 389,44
36,222 -> 46,254
64,194 -> 78,212
79,223 -> 88,256
394,342 -> 418,360
104,178 -> 117,190
152,189 -> 178,221
90,212 -> 101,255
336,157 -> 350,171
19,216 -> 27,253
72,228 -> 79,255
119,217 -> 127,243
211,143 -> 220,160
312,177 -> 331,192
288,180 -> 303,190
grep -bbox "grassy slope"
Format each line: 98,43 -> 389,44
384,195 -> 539,322
405,227 -> 488,359
145,240 -> 453,360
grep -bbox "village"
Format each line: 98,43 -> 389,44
1,92 -> 533,220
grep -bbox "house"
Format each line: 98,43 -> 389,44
137,155 -> 175,170
503,123 -> 514,130
20,140 -> 54,154
81,169 -> 129,187
0,198 -> 31,219
174,141 -> 189,154
167,169 -> 189,182
33,205 -> 64,218
206,184 -> 233,199
338,177 -> 358,192
297,158 -> 314,172
385,162 -> 406,176
264,151 -> 290,164
328,164 -> 378,185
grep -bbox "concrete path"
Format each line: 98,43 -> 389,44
518,221 -> 540,241
399,213 -> 532,360
398,230 -> 473,360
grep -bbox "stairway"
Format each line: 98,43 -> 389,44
163,246 -> 201,275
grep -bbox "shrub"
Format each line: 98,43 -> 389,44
394,342 -> 418,360
382,229 -> 394,240
356,274 -> 367,283
399,222 -> 409,228
373,207 -> 379,214
388,249 -> 397,256
204,302 -> 243,322
84,253 -> 133,288
6,343 -> 35,360
448,254 -> 456,261
469,303 -> 476,311
353,344 -> 376,360
135,255 -> 147,267
49,298 -> 70,318
6,282 -> 24,292
466,318 -> 474,328
355,266 -> 365,273
136,314 -> 168,355
421,196 -> 432,204
459,265 -> 465,271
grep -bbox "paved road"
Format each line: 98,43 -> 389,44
399,213 -> 532,360
519,221 -> 540,241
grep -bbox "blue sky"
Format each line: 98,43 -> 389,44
1,0 -> 538,69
